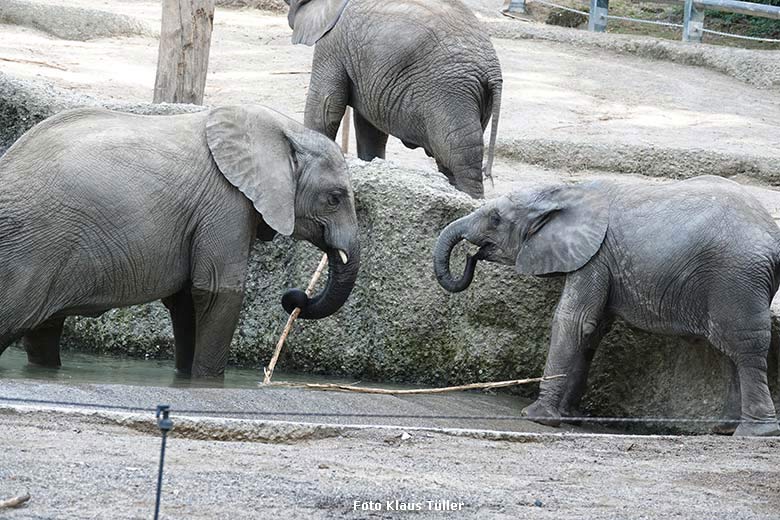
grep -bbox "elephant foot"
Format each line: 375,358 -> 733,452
559,405 -> 586,426
521,400 -> 561,427
711,420 -> 738,436
733,419 -> 780,437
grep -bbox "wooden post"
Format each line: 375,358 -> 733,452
153,0 -> 215,104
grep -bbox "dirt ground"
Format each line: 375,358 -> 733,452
0,409 -> 778,519
1,0 -> 778,198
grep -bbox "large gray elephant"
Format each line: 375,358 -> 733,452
0,105 -> 360,378
285,0 -> 502,199
434,176 -> 780,436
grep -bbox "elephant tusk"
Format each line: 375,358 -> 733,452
338,250 -> 348,264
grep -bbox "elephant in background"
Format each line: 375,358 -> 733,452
285,0 -> 503,199
434,176 -> 780,436
0,105 -> 360,378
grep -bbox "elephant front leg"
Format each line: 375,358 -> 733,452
523,278 -> 608,427
190,287 -> 244,378
23,317 -> 66,368
558,318 -> 612,423
162,287 -> 196,376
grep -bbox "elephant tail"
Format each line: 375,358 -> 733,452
484,79 -> 503,186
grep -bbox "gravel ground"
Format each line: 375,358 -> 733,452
0,408 -> 779,519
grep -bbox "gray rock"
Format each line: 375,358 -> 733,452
215,0 -> 287,12
0,0 -> 154,41
497,138 -> 780,186
0,72 -> 203,156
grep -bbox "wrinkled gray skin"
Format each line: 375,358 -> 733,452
0,106 -> 360,378
285,0 -> 502,198
434,176 -> 780,436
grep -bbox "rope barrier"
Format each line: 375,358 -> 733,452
604,14 -> 683,29
701,27 -> 780,42
529,0 -> 589,17
0,395 -> 776,426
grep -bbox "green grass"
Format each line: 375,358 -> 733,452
531,0 -> 780,49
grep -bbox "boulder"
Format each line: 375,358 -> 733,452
0,72 -> 202,156
0,0 -> 154,41
215,0 -> 288,12
1,73 -> 778,433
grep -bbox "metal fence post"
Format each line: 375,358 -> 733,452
154,405 -> 173,520
683,0 -> 704,42
501,0 -> 527,14
588,0 -> 609,32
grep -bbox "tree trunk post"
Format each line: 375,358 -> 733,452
153,0 -> 215,105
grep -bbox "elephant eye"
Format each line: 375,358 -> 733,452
327,192 -> 341,207
489,212 -> 501,227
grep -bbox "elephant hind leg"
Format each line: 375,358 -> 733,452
435,159 -> 457,187
162,287 -> 196,375
23,317 -> 65,368
304,52 -> 349,140
0,330 -> 24,359
353,110 -> 388,161
710,321 -> 779,436
434,124 -> 485,199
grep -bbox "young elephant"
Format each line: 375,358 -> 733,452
434,176 -> 780,436
284,0 -> 502,199
0,105 -> 360,378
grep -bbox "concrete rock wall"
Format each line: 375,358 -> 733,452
1,73 -> 778,432
0,0 -> 154,41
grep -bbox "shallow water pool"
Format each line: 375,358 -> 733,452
0,346 -> 344,389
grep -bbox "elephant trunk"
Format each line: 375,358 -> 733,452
433,216 -> 480,293
282,242 -> 361,320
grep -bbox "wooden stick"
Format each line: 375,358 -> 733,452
263,253 -> 329,384
0,493 -> 30,509
265,374 -> 565,394
341,107 -> 351,154
0,57 -> 67,71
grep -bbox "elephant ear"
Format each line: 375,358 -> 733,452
287,0 -> 349,45
206,105 -> 300,236
515,184 -> 609,276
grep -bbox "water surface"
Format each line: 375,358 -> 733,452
0,346 -> 347,389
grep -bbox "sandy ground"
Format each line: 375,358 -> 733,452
1,408 -> 779,519
1,0 -> 779,198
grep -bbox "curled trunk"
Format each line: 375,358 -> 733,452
282,243 -> 361,319
433,217 -> 479,293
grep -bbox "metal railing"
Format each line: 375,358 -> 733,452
502,0 -> 780,43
